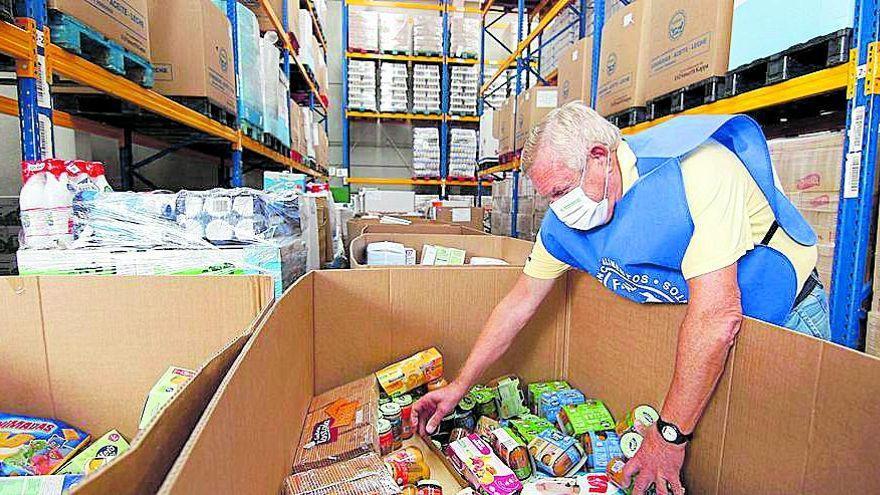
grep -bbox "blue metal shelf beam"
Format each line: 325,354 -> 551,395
18,0 -> 52,161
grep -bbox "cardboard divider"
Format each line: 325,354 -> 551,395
349,233 -> 534,268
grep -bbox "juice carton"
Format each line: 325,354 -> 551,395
376,348 -> 444,396
508,414 -> 556,443
446,433 -> 523,495
57,430 -> 129,475
139,366 -> 195,429
0,474 -> 84,494
582,430 -> 622,473
527,429 -> 587,477
527,381 -> 570,413
0,413 -> 90,476
538,389 -> 585,423
557,400 -> 615,438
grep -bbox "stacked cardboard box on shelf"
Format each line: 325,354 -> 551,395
534,8 -> 579,78
412,64 -> 441,114
479,109 -> 499,164
557,36 -> 594,107
240,0 -> 298,34
596,0 -> 652,116
348,60 -> 378,111
379,62 -> 409,112
449,128 -> 478,178
413,127 -> 441,178
380,13 -> 411,54
450,65 -> 479,115
449,17 -> 480,58
490,174 -> 547,240
48,0 -> 151,60
514,86 -> 559,149
412,13 -> 443,55
348,10 -> 379,52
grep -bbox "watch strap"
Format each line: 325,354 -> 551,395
657,417 -> 693,445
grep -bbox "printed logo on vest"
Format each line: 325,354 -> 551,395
596,258 -> 687,303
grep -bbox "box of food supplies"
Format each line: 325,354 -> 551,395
349,233 -> 533,268
0,275 -> 273,494
48,0 -> 150,60
157,268 -> 880,494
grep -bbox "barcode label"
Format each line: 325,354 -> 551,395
844,151 -> 862,198
849,105 -> 866,152
38,114 -> 52,158
35,54 -> 50,108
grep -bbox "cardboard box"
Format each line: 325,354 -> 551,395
159,268 -> 880,494
557,36 -> 595,107
514,86 -> 559,149
362,223 -> 488,236
1,276 -> 272,494
496,97 -> 516,154
433,207 -> 486,231
344,216 -> 435,256
596,0 -> 652,116
48,0 -> 150,60
349,233 -> 533,267
362,190 -> 417,214
241,0 -> 298,34
770,131 -> 845,194
868,311 -> 880,358
645,0 -> 734,101
148,0 -> 237,115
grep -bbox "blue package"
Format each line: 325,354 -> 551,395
582,430 -> 623,474
538,389 -> 586,423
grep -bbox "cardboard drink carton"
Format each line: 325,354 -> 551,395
139,366 -> 196,430
57,430 -> 129,475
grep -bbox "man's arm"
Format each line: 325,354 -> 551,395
624,264 -> 743,495
412,273 -> 558,435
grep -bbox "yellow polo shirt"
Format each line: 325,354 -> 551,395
524,140 -> 818,291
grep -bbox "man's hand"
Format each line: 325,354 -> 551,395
412,382 -> 468,436
622,426 -> 685,495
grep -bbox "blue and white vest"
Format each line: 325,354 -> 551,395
540,115 -> 817,325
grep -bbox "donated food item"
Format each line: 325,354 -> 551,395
489,427 -> 532,480
403,485 -> 419,495
509,414 -> 556,443
57,430 -> 129,475
454,396 -> 477,431
581,473 -> 623,494
381,403 -> 404,450
528,381 -> 571,412
405,248 -> 417,265
283,453 -> 401,495
493,376 -> 528,419
469,257 -> 509,266
614,406 -> 659,437
606,457 -> 660,495
384,447 -> 431,486
538,389 -> 585,423
417,479 -> 443,495
619,432 -> 642,460
139,366 -> 195,429
433,412 -> 457,444
293,376 -> 380,473
445,433 -> 523,495
0,474 -> 84,495
367,241 -> 408,265
475,416 -> 502,439
0,413 -> 90,476
378,419 -> 394,455
528,429 -> 587,477
394,395 -> 415,440
450,428 -> 470,443
557,400 -> 615,438
376,348 -> 444,396
427,378 -> 448,392
520,477 -> 580,495
469,385 -> 498,419
582,431 -> 622,473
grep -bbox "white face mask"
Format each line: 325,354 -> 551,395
549,158 -> 611,231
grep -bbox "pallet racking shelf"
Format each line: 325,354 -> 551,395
2,0 -> 329,191
476,0 -> 880,349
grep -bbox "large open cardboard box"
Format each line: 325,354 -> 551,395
1,276 -> 273,494
349,234 -> 533,268
362,224 -> 488,236
160,268 -> 880,494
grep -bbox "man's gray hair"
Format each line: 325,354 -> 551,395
520,101 -> 622,174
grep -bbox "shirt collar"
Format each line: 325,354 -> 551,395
616,140 -> 639,195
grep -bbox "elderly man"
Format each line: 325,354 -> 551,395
413,103 -> 831,494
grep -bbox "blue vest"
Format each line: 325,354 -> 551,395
540,115 -> 817,325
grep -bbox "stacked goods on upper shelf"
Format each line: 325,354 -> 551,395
450,65 -> 479,116
769,131 -> 844,290
313,0 -> 329,35
290,104 -> 306,159
484,71 -> 510,108
380,13 -> 412,54
515,86 -> 558,149
644,0 -> 733,101
494,96 -> 515,155
379,62 -> 409,113
240,0 -> 298,34
412,13 -> 443,55
148,0 -> 237,118
214,0 -> 264,132
413,128 -> 441,178
47,0 -> 151,61
557,36 -> 594,107
315,49 -> 329,94
535,7 -> 580,79
349,9 -> 379,52
412,64 -> 441,114
596,0 -> 652,117
259,32 -> 288,146
348,60 -> 378,111
491,174 -> 547,240
0,197 -> 18,276
449,17 -> 480,59
479,109 -> 499,164
729,0 -> 854,70
449,129 -> 478,178
313,124 -> 330,169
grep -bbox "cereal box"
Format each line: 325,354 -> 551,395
446,433 -> 523,495
0,413 -> 90,476
57,430 -> 129,475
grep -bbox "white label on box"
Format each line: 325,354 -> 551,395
421,244 -> 437,265
328,166 -> 337,176
536,90 -> 558,108
452,208 -> 472,222
849,105 -> 866,152
571,49 -> 579,61
336,168 -> 349,178
623,13 -> 635,26
844,151 -> 862,198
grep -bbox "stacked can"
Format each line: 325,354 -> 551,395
381,402 -> 404,450
394,394 -> 415,440
615,405 -> 659,460
469,385 -> 498,420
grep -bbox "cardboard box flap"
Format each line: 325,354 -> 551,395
349,233 -> 533,268
363,223 -> 487,236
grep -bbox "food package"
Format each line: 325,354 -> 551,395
283,454 -> 401,495
349,10 -> 379,52
538,389 -> 585,423
527,381 -> 571,412
489,427 -> 533,480
57,430 -> 129,475
139,366 -> 195,429
527,429 -> 587,477
0,413 -> 90,476
375,348 -> 443,396
508,414 -> 556,444
0,474 -> 84,494
445,433 -> 523,495
557,400 -> 615,438
582,430 -> 623,473
413,127 -> 441,178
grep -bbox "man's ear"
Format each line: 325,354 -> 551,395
589,145 -> 610,160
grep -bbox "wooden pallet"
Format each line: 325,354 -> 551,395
607,107 -> 648,129
726,29 -> 852,97
646,76 -> 726,120
170,97 -> 237,128
48,10 -> 154,88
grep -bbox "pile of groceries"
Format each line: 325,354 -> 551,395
284,348 -> 664,495
0,366 -> 194,494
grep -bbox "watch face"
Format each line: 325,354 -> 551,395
661,425 -> 678,442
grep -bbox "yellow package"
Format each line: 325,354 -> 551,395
375,348 -> 443,396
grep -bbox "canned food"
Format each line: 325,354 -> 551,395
385,447 -> 431,486
378,418 -> 394,455
557,400 -> 615,437
433,412 -> 457,444
615,405 -> 659,437
379,396 -> 392,406
449,427 -> 470,443
453,409 -> 476,432
381,402 -> 404,450
395,394 -> 415,440
490,427 -> 532,480
582,430 -> 623,473
417,480 -> 443,495
619,431 -> 643,459
427,378 -> 448,392
469,385 -> 499,420
527,429 -> 586,477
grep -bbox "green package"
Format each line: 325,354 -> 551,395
508,414 -> 555,443
527,381 -> 570,412
58,430 -> 129,475
558,399 -> 615,436
0,475 -> 83,495
139,366 -> 195,429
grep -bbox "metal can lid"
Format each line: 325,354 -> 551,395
377,418 -> 392,434
380,402 -> 402,417
417,480 -> 442,488
457,395 -> 476,411
620,431 -> 644,459
394,394 -> 414,407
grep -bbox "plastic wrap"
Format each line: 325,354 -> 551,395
379,13 -> 411,54
348,60 -> 377,111
449,128 -> 477,178
214,0 -> 264,130
412,64 -> 440,114
412,13 -> 443,55
450,65 -> 478,115
260,32 -> 282,140
284,455 -> 399,495
413,128 -> 440,178
277,65 -> 292,146
379,62 -> 408,113
449,16 -> 480,58
349,10 -> 379,52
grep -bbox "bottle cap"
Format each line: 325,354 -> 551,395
377,418 -> 392,434
393,394 -> 413,407
380,402 -> 401,416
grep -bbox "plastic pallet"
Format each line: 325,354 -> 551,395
413,175 -> 441,181
170,97 -> 237,128
240,120 -> 263,141
725,28 -> 852,98
412,110 -> 442,115
381,49 -> 411,56
0,0 -> 12,23
348,48 -> 380,54
646,76 -> 726,121
414,50 -> 443,57
48,10 -> 154,88
261,133 -> 291,156
606,107 -> 648,129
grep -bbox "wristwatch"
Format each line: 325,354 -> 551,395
656,417 -> 693,445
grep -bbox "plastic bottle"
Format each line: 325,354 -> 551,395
44,159 -> 74,246
86,162 -> 112,192
66,160 -> 92,194
19,160 -> 49,248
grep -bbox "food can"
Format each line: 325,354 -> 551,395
606,457 -> 628,490
378,418 -> 394,455
470,386 -> 498,420
615,405 -> 659,437
490,427 -> 532,480
453,401 -> 476,432
433,412 -> 457,444
527,429 -> 586,477
449,427 -> 470,443
619,431 -> 643,460
379,396 -> 392,406
427,378 -> 448,392
582,430 -> 623,473
385,446 -> 431,486
417,480 -> 443,495
380,402 -> 404,450
403,485 -> 419,495
395,394 -> 415,440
